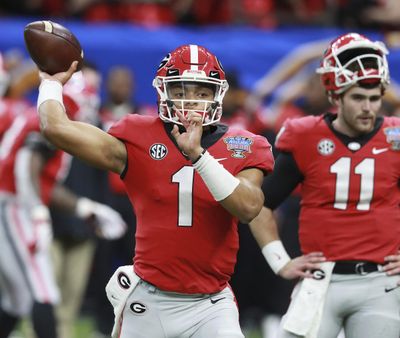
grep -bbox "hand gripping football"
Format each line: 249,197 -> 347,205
24,20 -> 84,75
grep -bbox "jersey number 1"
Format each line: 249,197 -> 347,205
172,166 -> 194,226
330,157 -> 375,211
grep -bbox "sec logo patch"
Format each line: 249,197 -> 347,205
317,139 -> 335,156
149,143 -> 168,160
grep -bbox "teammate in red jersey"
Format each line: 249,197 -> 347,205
250,33 -> 400,338
36,44 -> 274,337
0,71 -> 126,338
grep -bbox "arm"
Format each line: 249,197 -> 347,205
245,39 -> 329,113
50,184 -> 127,240
252,39 -> 328,99
37,62 -> 127,174
171,110 -> 264,223
249,206 -> 326,279
221,167 -> 264,223
250,152 -> 325,279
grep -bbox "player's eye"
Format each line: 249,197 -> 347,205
351,94 -> 364,101
170,90 -> 184,98
369,95 -> 381,102
197,89 -> 214,98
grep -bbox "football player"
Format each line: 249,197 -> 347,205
36,44 -> 274,337
250,33 -> 400,338
0,71 -> 126,338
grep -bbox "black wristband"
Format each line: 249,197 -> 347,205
191,148 -> 207,164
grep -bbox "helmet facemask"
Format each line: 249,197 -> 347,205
316,33 -> 390,101
154,75 -> 228,126
324,49 -> 388,94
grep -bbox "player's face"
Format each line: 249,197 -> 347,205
335,86 -> 382,137
167,82 -> 215,110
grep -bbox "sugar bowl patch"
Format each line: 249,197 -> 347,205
384,127 -> 400,150
223,136 -> 253,158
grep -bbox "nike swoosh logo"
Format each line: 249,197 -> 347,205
215,158 -> 227,162
210,297 -> 226,304
385,285 -> 399,293
372,147 -> 388,155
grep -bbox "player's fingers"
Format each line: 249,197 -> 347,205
175,110 -> 189,128
302,270 -> 314,278
385,266 -> 400,275
303,262 -> 322,271
383,261 -> 400,274
61,61 -> 78,81
170,124 -> 180,140
188,115 -> 202,122
68,61 -> 78,74
188,111 -> 202,119
384,254 -> 400,263
305,252 -> 326,258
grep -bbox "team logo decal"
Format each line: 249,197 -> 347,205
130,302 -> 147,315
149,143 -> 168,160
157,53 -> 171,70
384,127 -> 400,150
317,139 -> 335,156
311,269 -> 325,280
117,272 -> 131,289
223,136 -> 253,159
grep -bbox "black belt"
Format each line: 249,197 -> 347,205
333,261 -> 382,275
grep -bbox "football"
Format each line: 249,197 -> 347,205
24,20 -> 84,75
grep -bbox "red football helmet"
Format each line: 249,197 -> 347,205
152,44 -> 229,126
316,33 -> 390,96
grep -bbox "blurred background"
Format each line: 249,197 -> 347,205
1,1 -> 400,338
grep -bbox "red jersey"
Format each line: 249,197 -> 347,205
108,115 -> 274,293
276,114 -> 400,263
0,110 -> 68,205
0,98 -> 31,140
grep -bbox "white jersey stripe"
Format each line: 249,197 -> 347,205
10,201 -> 54,303
190,44 -> 199,71
14,148 -> 42,208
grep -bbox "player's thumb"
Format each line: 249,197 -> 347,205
170,124 -> 180,140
